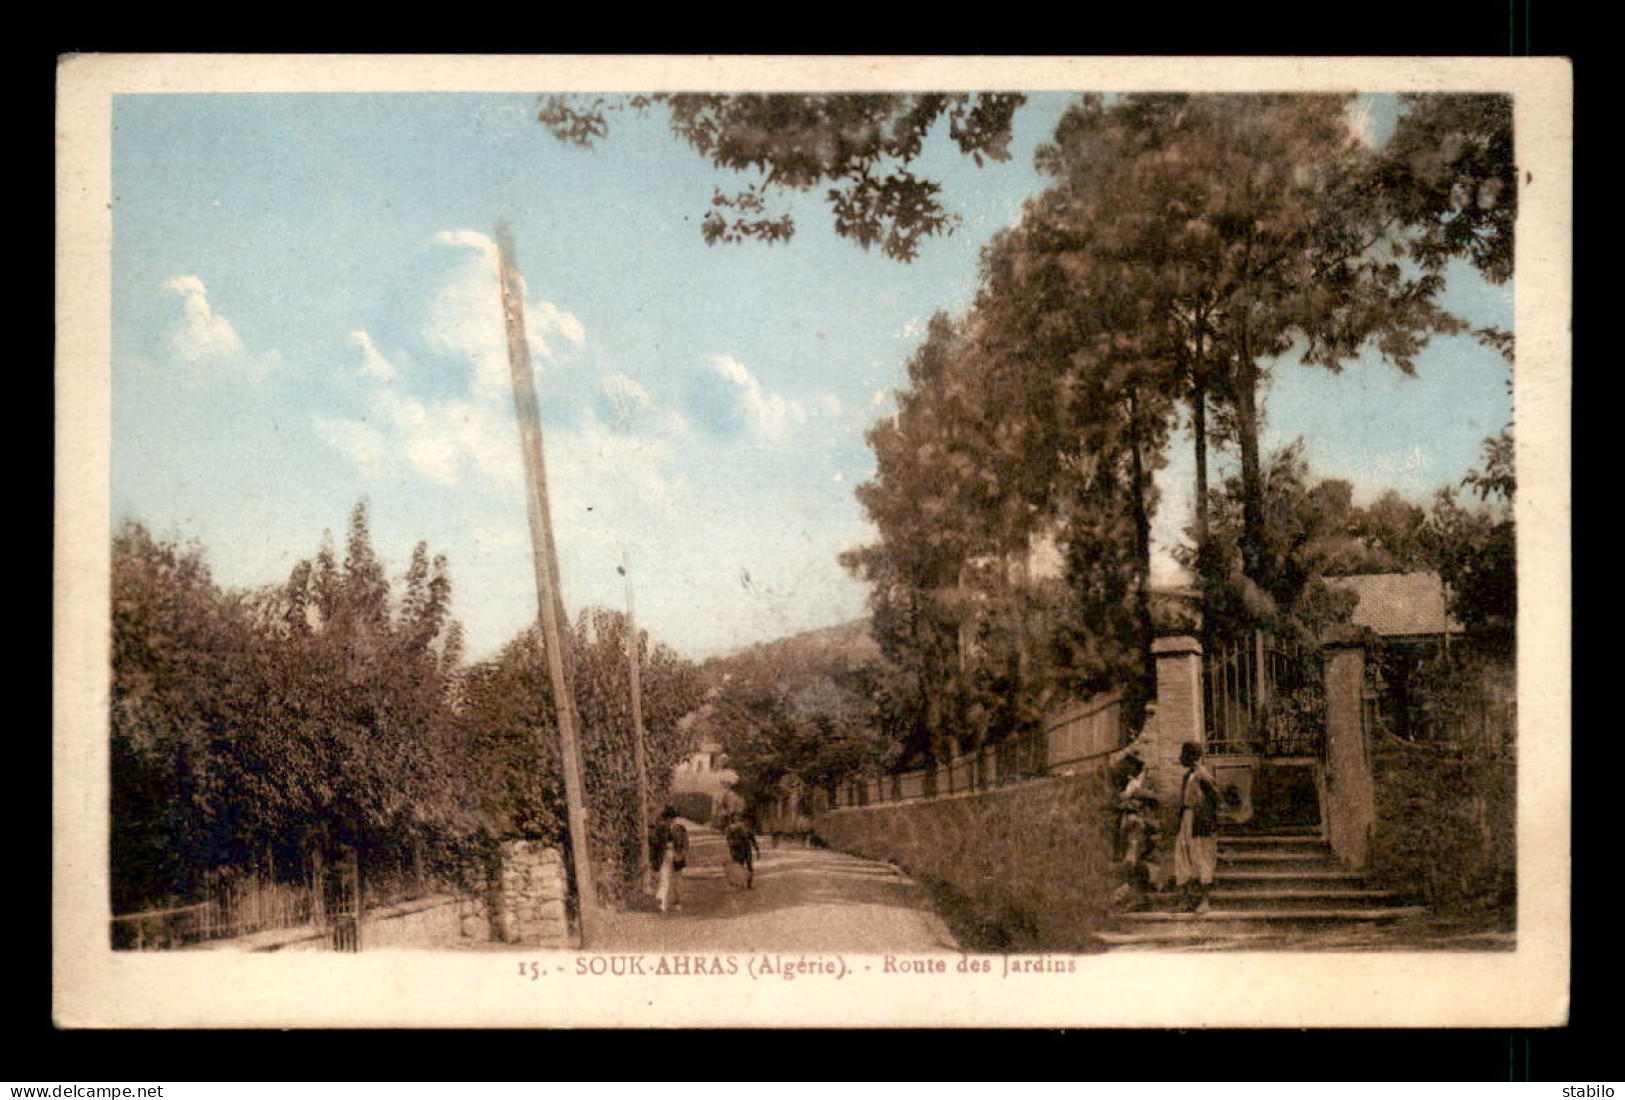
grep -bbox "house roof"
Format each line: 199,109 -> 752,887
1325,572 -> 1464,638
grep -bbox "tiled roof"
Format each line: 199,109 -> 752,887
1325,572 -> 1464,638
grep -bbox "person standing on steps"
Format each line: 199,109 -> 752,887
1174,741 -> 1221,915
1110,753 -> 1161,911
651,806 -> 689,914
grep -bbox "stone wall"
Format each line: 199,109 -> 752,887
350,896 -> 461,950
267,895 -> 461,952
209,843 -> 573,951
814,771 -> 1115,951
491,841 -> 570,947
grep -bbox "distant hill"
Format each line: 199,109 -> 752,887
702,618 -> 881,685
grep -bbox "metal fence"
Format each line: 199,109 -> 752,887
111,871 -> 317,950
110,844 -> 414,952
1203,632 -> 1322,756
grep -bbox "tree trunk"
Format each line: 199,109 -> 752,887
910,586 -> 945,766
1192,368 -> 1209,552
1127,388 -> 1157,705
1235,351 -> 1266,592
1009,546 -> 1032,687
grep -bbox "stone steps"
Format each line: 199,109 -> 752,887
1118,906 -> 1429,925
1213,869 -> 1373,888
1219,837 -> 1333,856
1141,887 -> 1405,911
1112,828 -> 1424,940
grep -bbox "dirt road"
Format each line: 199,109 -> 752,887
591,822 -> 959,953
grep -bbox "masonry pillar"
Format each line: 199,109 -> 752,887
1121,636 -> 1203,807
1110,635 -> 1206,887
1322,627 -> 1378,869
494,841 -> 570,947
1149,634 -> 1204,761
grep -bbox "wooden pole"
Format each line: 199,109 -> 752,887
620,552 -> 653,894
495,222 -> 600,944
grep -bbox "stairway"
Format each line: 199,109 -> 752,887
1107,826 -> 1427,941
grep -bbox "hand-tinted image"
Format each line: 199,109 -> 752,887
105,87 -> 1519,960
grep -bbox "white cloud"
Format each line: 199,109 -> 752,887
350,331 -> 397,382
321,233 -> 663,501
533,299 -> 586,348
435,228 -> 501,267
312,415 -> 390,478
427,230 -> 587,406
164,275 -> 245,363
602,371 -> 654,422
698,354 -> 805,441
161,275 -> 283,384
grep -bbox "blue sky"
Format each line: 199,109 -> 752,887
111,91 -> 1512,662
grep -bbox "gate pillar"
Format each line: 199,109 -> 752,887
1138,636 -> 1204,799
1322,626 -> 1378,869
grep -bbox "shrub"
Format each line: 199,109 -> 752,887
1368,653 -> 1515,920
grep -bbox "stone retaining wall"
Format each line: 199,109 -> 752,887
814,771 -> 1115,951
267,895 -> 462,952
216,841 -> 573,951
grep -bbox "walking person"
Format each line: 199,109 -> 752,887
651,806 -> 689,914
725,810 -> 762,889
1173,742 -> 1221,915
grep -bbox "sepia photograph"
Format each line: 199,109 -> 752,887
54,54 -> 1571,1028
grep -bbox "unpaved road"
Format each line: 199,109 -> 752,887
590,823 -> 959,953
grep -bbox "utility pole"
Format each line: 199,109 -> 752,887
495,222 -> 599,944
619,551 -> 653,895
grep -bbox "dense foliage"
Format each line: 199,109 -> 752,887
453,608 -> 703,905
688,622 -> 889,808
112,505 -> 467,913
1369,650 -> 1516,918
111,503 -> 702,917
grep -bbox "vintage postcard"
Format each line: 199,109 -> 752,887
54,54 -> 1571,1028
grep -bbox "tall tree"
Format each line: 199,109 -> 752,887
111,523 -> 250,908
842,317 -> 974,763
973,162 -> 1181,706
1427,426 -> 1516,653
1033,93 -> 1466,624
842,312 -> 1050,762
